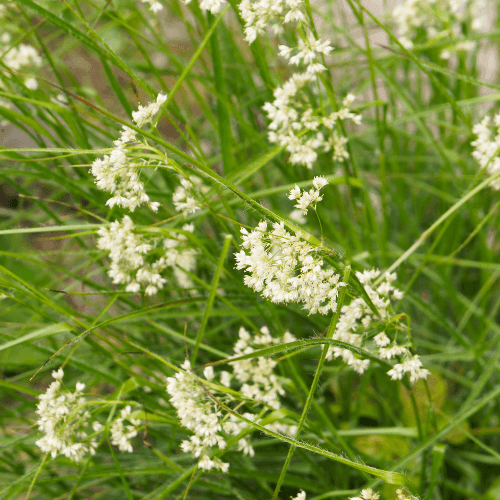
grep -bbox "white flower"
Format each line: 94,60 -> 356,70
2,43 -> 42,71
35,369 -> 101,462
110,405 -> 141,453
229,327 -> 287,409
263,74 -> 360,169
166,360 -> 230,472
393,0 -> 485,58
288,179 -> 328,215
292,491 -> 306,500
349,488 -> 380,500
90,122 -> 160,212
24,77 -> 38,90
97,216 -> 197,295
312,176 -> 328,189
203,366 -> 215,381
140,0 -> 163,11
471,113 -> 500,190
199,0 -> 226,13
239,0 -> 305,44
326,270 -> 429,383
172,176 -> 209,216
166,326 -> 296,471
132,93 -> 168,127
235,221 -> 345,315
388,355 -> 430,383
289,209 -> 307,225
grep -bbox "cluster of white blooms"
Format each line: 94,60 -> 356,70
263,78 -> 360,168
166,359 -> 230,473
279,37 -> 333,75
471,112 -> 500,190
293,492 -> 306,500
223,327 -> 298,458
288,176 -> 328,215
166,327 -> 296,471
110,405 -> 141,453
35,369 -> 100,462
172,175 -> 209,217
350,488 -> 380,500
0,31 -> 42,124
1,37 -> 42,73
181,0 -> 225,14
140,0 -> 163,12
238,0 -> 305,43
228,326 -> 295,409
326,269 -> 429,384
132,93 -> 167,127
393,0 -> 485,57
238,0 -> 360,169
91,94 -> 167,212
350,488 -> 415,500
97,215 -> 197,295
235,221 -> 345,314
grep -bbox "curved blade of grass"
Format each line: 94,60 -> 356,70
201,379 -> 410,487
0,322 -> 73,352
385,170 -> 500,275
201,337 -> 392,371
191,234 -> 232,365
17,0 -> 155,95
29,297 -> 207,381
0,224 -> 101,236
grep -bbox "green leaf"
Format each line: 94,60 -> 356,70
0,323 -> 72,353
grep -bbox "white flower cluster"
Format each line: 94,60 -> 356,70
279,37 -> 333,75
224,326 -> 297,458
166,359 -> 230,473
97,215 -> 197,295
239,0 -> 305,43
292,491 -> 306,500
228,326 -> 295,409
140,0 -> 163,12
132,93 -> 167,128
393,0 -> 485,57
172,175 -> 209,217
91,94 -> 167,212
0,31 -> 42,124
326,269 -> 430,384
238,0 -> 360,169
471,112 -> 500,190
288,176 -> 328,215
166,327 -> 296,471
181,0 -> 225,14
263,77 -> 361,168
350,488 -> 415,500
1,33 -> 42,75
235,221 -> 345,314
350,488 -> 380,500
35,369 -> 100,462
110,405 -> 141,453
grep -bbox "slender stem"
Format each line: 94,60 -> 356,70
25,453 -> 48,500
271,266 -> 351,500
191,234 -> 232,365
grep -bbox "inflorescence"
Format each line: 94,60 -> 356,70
166,326 -> 297,472
91,93 -> 167,212
35,370 -> 142,462
471,111 -> 500,190
235,220 -> 345,315
97,215 -> 197,295
326,269 -> 430,384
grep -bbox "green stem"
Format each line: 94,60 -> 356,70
271,266 -> 351,500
